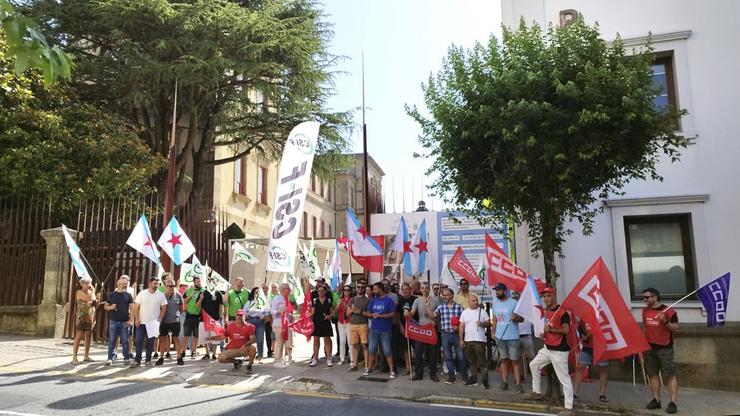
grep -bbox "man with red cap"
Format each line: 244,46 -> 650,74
208,309 -> 257,373
526,287 -> 574,416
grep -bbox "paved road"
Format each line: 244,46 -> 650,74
0,368 -> 553,416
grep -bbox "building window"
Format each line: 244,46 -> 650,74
257,165 -> 267,204
320,220 -> 325,238
624,214 -> 697,300
651,54 -> 677,114
302,212 -> 308,238
329,224 -> 333,238
311,175 -> 316,192
319,178 -> 324,198
312,216 -> 317,238
234,157 -> 246,195
327,183 -> 332,203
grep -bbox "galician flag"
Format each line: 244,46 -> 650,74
345,208 -> 383,256
413,219 -> 430,277
157,217 -> 196,266
330,240 -> 342,290
392,216 -> 414,276
61,224 -> 91,279
232,241 -> 258,265
126,214 -> 160,264
514,275 -> 546,338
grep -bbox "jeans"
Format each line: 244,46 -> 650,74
108,320 -> 130,361
134,324 -> 155,363
248,316 -> 266,357
413,340 -> 438,377
441,331 -> 467,378
368,330 -> 392,355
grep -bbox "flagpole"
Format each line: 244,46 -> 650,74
361,51 -> 370,233
663,288 -> 700,312
406,324 -> 412,382
162,79 -> 178,273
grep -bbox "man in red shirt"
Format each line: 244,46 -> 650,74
642,288 -> 679,414
208,309 -> 257,374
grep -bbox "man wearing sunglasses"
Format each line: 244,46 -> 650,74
347,280 -> 370,372
642,288 -> 679,414
156,281 -> 184,366
454,279 -> 471,309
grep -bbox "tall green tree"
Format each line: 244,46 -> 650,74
0,37 -> 163,212
27,0 -> 351,205
407,19 -> 686,284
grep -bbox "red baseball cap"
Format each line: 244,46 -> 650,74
540,287 -> 556,295
235,309 -> 245,316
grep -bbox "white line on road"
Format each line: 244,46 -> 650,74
0,411 -> 47,416
429,404 -> 554,416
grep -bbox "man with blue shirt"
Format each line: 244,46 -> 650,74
104,276 -> 134,366
492,283 -> 524,393
364,282 -> 397,379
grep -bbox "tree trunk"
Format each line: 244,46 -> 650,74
539,219 -> 561,401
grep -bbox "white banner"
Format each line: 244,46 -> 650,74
266,121 -> 320,272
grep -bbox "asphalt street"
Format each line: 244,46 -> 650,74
0,368 -> 554,416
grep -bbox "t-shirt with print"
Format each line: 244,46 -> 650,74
134,289 -> 167,322
162,292 -> 183,324
460,307 -> 489,342
184,287 -> 206,316
227,289 -> 249,318
412,296 -> 440,325
348,296 -> 370,325
492,297 -> 520,340
225,322 -> 256,350
107,290 -> 133,322
368,296 -> 395,332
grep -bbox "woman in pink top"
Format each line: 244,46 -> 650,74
336,284 -> 353,365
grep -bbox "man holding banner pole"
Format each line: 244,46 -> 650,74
642,288 -> 679,414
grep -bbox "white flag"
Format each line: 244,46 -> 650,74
232,241 -> 258,265
126,214 -> 160,264
514,276 -> 546,338
157,217 -> 196,265
207,269 -> 230,293
266,121 -> 320,272
61,224 -> 91,279
287,273 -> 305,305
308,238 -> 322,279
440,255 -> 458,291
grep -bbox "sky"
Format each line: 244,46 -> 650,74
320,0 -> 503,213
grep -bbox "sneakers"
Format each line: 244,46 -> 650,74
389,372 -> 396,379
201,354 -> 210,361
129,361 -> 141,369
465,377 -> 478,387
666,402 -> 677,414
246,364 -> 253,375
155,358 -> 164,366
445,375 -> 456,384
165,352 -> 171,359
123,359 -> 130,366
153,352 -> 159,359
411,374 -> 423,381
515,384 -> 524,394
144,360 -> 153,367
190,351 -> 196,358
327,359 -> 333,368
499,382 -> 509,391
106,359 -> 113,366
348,364 -> 358,372
176,357 -> 185,366
482,380 -> 490,389
211,354 -> 217,361
362,368 -> 371,376
273,362 -> 288,369
233,359 -> 243,371
430,374 -> 440,383
525,392 -> 545,401
646,398 -> 662,410
309,358 -> 319,367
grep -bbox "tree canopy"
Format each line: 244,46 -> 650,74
26,0 -> 352,205
407,19 -> 686,283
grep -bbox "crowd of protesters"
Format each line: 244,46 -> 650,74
74,273 -> 680,416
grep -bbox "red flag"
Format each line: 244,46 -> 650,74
557,257 -> 650,363
484,233 -> 545,292
352,236 -> 384,273
288,292 -> 314,341
449,246 -> 481,286
201,310 -> 225,336
405,318 -> 438,345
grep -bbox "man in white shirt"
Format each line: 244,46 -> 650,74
130,277 -> 167,367
459,293 -> 492,388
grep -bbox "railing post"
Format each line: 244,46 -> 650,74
37,227 -> 76,337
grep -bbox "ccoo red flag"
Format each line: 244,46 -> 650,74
558,257 -> 650,363
201,310 -> 225,336
405,318 -> 437,345
449,246 -> 481,286
289,292 -> 315,341
484,233 -> 545,292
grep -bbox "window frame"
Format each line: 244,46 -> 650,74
312,216 -> 317,238
302,212 -> 308,238
651,52 -> 678,115
257,165 -> 268,204
624,213 -> 697,301
234,157 -> 247,195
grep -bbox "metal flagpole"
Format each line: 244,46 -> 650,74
162,79 -> 178,274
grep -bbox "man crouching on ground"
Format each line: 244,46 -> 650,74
208,309 -> 257,373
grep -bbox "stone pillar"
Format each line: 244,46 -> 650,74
36,227 -> 78,337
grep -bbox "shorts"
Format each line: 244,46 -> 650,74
183,315 -> 200,337
496,338 -> 521,360
578,349 -> 608,367
159,322 -> 181,337
519,334 -> 535,359
645,347 -> 676,377
368,330 -> 392,355
349,324 -> 369,344
219,345 -> 255,360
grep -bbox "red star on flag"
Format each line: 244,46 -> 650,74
168,233 -> 182,247
415,240 -> 428,253
403,241 -> 412,253
143,236 -> 153,247
357,225 -> 369,240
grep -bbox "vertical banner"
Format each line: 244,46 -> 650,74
266,121 -> 320,272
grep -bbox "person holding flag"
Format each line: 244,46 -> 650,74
71,276 -> 101,365
492,283 -> 525,393
208,309 -> 257,373
642,288 -> 679,414
526,287 -> 574,415
408,281 -> 441,382
244,286 -> 270,362
573,320 -> 610,402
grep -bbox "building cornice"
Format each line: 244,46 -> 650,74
609,30 -> 692,48
604,193 -> 709,207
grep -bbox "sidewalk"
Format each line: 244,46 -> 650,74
0,334 -> 738,416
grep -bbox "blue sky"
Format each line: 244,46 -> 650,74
321,0 -> 503,212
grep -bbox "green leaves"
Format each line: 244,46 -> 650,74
408,18 -> 686,283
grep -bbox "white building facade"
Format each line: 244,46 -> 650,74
502,0 -> 740,324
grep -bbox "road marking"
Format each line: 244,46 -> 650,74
0,411 -> 48,416
284,390 -> 347,400
430,404 -> 554,415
